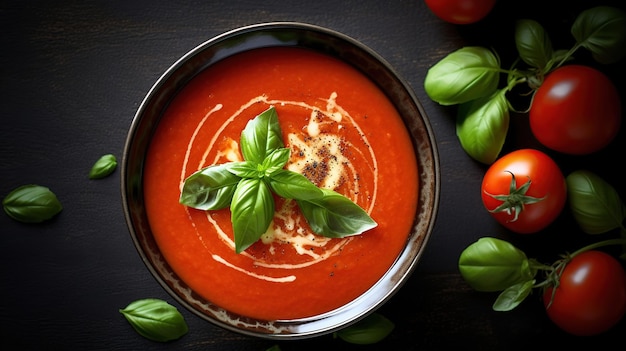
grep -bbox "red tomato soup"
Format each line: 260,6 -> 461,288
144,47 -> 418,321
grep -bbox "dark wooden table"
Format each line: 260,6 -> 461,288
2,1 -> 625,350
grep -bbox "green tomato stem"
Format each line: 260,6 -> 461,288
569,238 -> 626,258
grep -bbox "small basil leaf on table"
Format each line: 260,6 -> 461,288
566,169 -> 626,235
119,298 -> 188,342
571,5 -> 626,64
179,163 -> 241,210
458,237 -> 536,292
89,153 -> 117,179
297,188 -> 377,238
3,184 -> 62,223
334,312 -> 394,345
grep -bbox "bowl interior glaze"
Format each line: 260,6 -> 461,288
121,22 -> 440,339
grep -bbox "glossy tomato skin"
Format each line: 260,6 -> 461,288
543,251 -> 626,336
529,65 -> 622,155
481,149 -> 566,234
424,0 -> 496,24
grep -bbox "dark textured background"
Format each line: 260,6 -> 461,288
1,1 -> 625,349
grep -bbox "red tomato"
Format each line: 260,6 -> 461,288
424,0 -> 496,24
481,149 -> 566,233
543,250 -> 626,336
529,65 -> 622,155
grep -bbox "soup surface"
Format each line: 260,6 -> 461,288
144,46 -> 418,321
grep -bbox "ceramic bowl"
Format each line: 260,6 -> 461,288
121,22 -> 440,340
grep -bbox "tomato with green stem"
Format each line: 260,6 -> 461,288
529,65 -> 622,155
481,149 -> 566,233
543,250 -> 626,336
424,0 -> 496,25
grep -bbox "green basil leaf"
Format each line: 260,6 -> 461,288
297,188 -> 377,238
571,5 -> 626,64
261,147 -> 291,176
456,90 -> 510,165
119,298 -> 188,342
3,184 -> 63,223
424,46 -> 501,105
240,106 -> 284,164
230,178 -> 274,253
334,313 -> 394,345
515,19 -> 553,69
566,169 -> 626,234
179,163 -> 241,210
265,346 -> 281,351
89,153 -> 118,179
268,169 -> 324,201
458,237 -> 535,292
492,279 -> 535,312
226,161 -> 260,179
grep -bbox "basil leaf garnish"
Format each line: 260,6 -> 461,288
179,163 -> 241,210
3,184 -> 63,223
119,298 -> 188,342
230,178 -> 274,253
334,313 -> 395,345
180,106 -> 378,253
240,107 -> 284,164
89,153 -> 117,179
227,160 -> 264,179
268,169 -> 324,201
261,147 -> 290,176
297,188 -> 377,238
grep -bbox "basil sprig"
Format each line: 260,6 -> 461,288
180,106 -> 377,253
424,5 -> 626,164
89,153 -> 117,179
3,184 -> 63,223
459,236 -> 626,312
119,298 -> 188,342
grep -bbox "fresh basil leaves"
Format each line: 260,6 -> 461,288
180,106 -> 377,253
458,237 -> 537,293
571,5 -> 626,64
119,298 -> 188,342
424,46 -> 501,106
3,184 -> 63,223
566,170 -> 626,235
424,5 -> 626,164
89,153 -> 118,179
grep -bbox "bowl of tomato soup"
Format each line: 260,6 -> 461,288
122,22 -> 440,339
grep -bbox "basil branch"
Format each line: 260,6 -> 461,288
180,106 -> 377,253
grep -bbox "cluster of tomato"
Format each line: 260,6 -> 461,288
426,0 -> 626,337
